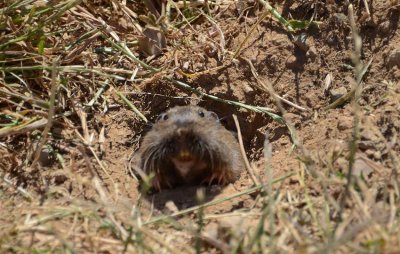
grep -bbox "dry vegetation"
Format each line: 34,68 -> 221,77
1,0 -> 400,253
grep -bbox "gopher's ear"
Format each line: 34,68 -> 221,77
208,111 -> 219,121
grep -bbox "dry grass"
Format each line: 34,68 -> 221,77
1,1 -> 400,253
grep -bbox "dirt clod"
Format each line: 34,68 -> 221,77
387,48 -> 400,69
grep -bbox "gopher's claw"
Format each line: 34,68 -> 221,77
201,171 -> 228,186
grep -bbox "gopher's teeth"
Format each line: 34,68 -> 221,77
178,149 -> 191,160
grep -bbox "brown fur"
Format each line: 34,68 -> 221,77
132,105 -> 244,190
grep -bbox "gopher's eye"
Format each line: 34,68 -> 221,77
198,110 -> 205,117
156,113 -> 168,121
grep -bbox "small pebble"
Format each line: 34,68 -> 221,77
329,87 -> 347,102
307,46 -> 318,60
39,148 -> 53,167
165,201 -> 179,213
294,33 -> 309,52
337,117 -> 352,131
373,150 -> 382,160
378,20 -> 391,35
182,61 -> 190,70
242,82 -> 254,94
352,158 -> 374,179
387,48 -> 400,68
285,55 -> 297,68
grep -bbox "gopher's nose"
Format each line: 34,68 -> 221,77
176,127 -> 189,137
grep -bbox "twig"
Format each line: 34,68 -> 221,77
0,118 -> 47,138
0,88 -> 49,109
232,114 -> 259,186
2,175 -> 36,201
334,3 -> 364,237
323,89 -> 355,111
0,65 -> 131,81
199,232 -> 230,254
257,0 -> 294,32
105,37 -> 161,73
243,56 -> 309,112
362,0 -> 370,16
323,59 -> 372,110
86,80 -> 110,108
242,57 -> 307,159
112,86 -> 148,123
30,59 -> 59,167
233,10 -> 270,59
264,131 -> 275,250
74,131 -> 117,189
77,108 -> 90,144
88,146 -> 117,188
170,79 -> 280,119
